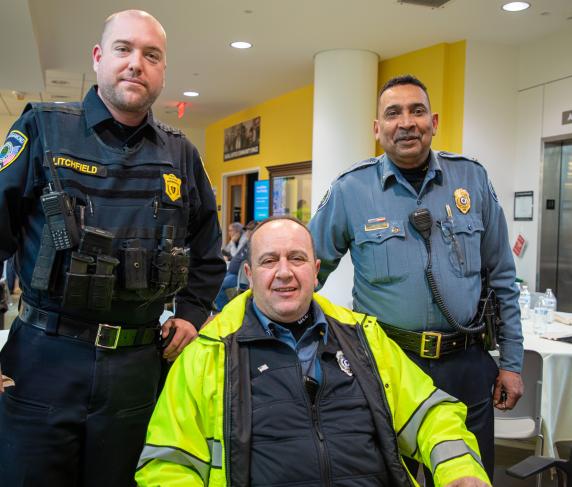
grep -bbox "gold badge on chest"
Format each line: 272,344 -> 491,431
454,188 -> 471,214
163,173 -> 182,202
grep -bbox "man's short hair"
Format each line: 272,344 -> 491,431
246,216 -> 316,265
229,222 -> 243,233
379,74 -> 430,101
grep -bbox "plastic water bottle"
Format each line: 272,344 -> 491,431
533,296 -> 549,335
518,285 -> 531,320
543,289 -> 557,324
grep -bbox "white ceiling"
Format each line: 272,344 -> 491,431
0,0 -> 570,130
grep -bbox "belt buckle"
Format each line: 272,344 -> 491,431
95,324 -> 121,349
420,331 -> 442,359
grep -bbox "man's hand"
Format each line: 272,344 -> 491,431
161,318 -> 198,362
444,477 -> 490,486
493,369 -> 524,410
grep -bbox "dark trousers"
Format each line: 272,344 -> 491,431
0,318 -> 162,487
404,344 -> 498,485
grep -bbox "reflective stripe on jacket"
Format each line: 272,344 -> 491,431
135,291 -> 491,487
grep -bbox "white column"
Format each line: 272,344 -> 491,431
311,49 -> 379,307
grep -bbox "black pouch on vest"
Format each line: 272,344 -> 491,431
120,247 -> 148,290
87,255 -> 119,311
62,252 -> 94,308
88,275 -> 115,311
171,252 -> 190,291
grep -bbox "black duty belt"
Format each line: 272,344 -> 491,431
19,301 -> 159,349
380,322 -> 481,359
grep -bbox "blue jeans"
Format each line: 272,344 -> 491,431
214,273 -> 238,311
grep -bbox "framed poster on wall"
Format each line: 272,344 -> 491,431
223,116 -> 260,161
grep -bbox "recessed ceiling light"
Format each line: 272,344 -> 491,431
183,91 -> 199,97
230,41 -> 252,49
502,2 -> 531,12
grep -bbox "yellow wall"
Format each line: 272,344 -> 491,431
377,41 -> 466,154
204,85 -> 314,213
205,42 -> 466,217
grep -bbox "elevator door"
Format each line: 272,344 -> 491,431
539,140 -> 572,312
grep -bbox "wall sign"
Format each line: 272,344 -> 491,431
513,234 -> 526,258
562,110 -> 572,125
514,191 -> 533,221
223,117 -> 260,161
253,180 -> 270,221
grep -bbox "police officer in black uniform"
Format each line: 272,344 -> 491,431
0,10 -> 225,486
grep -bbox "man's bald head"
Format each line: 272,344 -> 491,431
100,10 -> 166,49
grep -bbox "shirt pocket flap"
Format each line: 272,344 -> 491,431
451,217 -> 484,235
355,220 -> 406,245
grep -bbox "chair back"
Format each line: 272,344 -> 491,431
236,261 -> 250,292
494,349 -> 543,437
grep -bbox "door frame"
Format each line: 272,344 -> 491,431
221,168 -> 260,242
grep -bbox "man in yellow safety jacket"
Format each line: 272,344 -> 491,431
136,217 -> 491,487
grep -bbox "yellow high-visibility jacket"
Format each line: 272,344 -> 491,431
136,291 -> 491,487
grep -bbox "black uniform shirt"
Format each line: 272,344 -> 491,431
0,86 -> 226,327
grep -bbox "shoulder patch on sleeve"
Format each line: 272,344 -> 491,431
0,130 -> 28,172
316,185 -> 332,212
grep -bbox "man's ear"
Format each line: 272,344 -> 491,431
314,259 -> 321,288
244,262 -> 253,287
373,119 -> 381,141
431,113 -> 439,136
92,44 -> 102,73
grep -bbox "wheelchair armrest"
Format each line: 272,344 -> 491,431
507,456 -> 560,479
507,455 -> 572,481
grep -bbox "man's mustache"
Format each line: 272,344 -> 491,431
394,132 -> 421,143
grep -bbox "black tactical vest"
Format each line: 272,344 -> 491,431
26,103 -> 192,324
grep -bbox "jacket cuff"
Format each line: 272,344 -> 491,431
433,455 -> 491,486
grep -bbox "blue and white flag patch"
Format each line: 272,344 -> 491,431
0,130 -> 28,172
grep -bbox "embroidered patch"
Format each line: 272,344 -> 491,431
454,188 -> 471,214
336,351 -> 353,377
0,130 -> 28,173
52,155 -> 106,177
316,186 -> 332,212
488,179 -> 498,202
163,173 -> 182,202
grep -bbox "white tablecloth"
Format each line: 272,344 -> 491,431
521,314 -> 572,458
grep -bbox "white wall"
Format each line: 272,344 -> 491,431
513,27 -> 572,289
513,87 -> 543,287
463,41 -> 518,215
463,28 -> 572,290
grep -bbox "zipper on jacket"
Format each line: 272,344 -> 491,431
356,324 -> 415,487
300,361 -> 332,487
223,337 -> 232,485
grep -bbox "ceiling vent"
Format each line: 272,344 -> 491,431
398,0 -> 452,7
